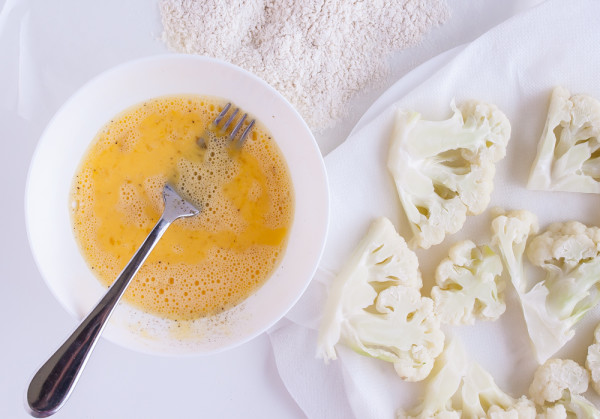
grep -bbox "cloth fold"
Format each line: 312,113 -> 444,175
269,0 -> 600,416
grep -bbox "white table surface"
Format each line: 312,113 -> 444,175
0,1 -> 543,418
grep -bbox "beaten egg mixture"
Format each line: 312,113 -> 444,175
70,96 -> 294,321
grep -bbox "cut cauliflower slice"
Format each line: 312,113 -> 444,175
365,285 -> 444,381
586,322 -> 600,395
491,209 -> 539,294
398,339 -> 536,419
431,240 -> 505,325
528,86 -> 600,193
524,221 -> 600,363
317,217 -> 444,381
388,100 -> 511,249
529,358 -> 599,419
491,212 -> 600,363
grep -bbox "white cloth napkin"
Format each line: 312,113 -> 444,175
268,0 -> 600,417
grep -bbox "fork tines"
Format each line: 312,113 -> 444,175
214,103 -> 256,147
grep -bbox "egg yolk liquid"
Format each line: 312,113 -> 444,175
70,96 -> 294,321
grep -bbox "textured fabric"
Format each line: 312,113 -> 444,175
270,0 -> 600,416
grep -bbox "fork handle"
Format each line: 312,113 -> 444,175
26,216 -> 172,418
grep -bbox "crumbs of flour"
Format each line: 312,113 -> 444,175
159,0 -> 449,131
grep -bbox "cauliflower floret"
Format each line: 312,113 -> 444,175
397,339 -> 468,419
493,212 -> 600,363
529,359 -> 589,405
388,100 -> 511,249
529,359 -> 599,419
527,221 -> 600,267
370,285 -> 444,381
523,221 -> 600,362
536,404 -> 567,419
398,339 -> 537,419
487,398 -> 537,419
586,323 -> 600,395
491,209 -> 539,293
528,86 -> 600,193
317,217 -> 443,381
431,240 -> 505,325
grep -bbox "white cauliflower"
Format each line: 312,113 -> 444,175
431,240 -> 506,325
529,359 -> 589,405
491,209 -> 539,294
524,221 -> 600,363
586,323 -> 600,395
398,339 -> 536,419
461,363 -> 536,419
536,404 -> 567,419
397,339 -> 468,418
491,212 -> 600,363
388,100 -> 511,249
528,86 -> 600,193
487,399 -> 538,419
529,358 -> 599,419
317,217 -> 444,381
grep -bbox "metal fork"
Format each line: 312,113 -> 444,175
27,184 -> 200,417
198,102 -> 256,149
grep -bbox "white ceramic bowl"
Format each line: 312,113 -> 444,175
25,54 -> 329,355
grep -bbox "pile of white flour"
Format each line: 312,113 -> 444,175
159,0 -> 449,130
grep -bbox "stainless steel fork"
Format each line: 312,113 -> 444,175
27,184 -> 200,418
198,102 -> 256,149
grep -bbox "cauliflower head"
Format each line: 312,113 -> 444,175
528,86 -> 600,193
529,358 -> 599,419
431,240 -> 505,325
317,217 -> 443,381
586,322 -> 600,395
523,221 -> 600,363
388,100 -> 511,249
398,339 -> 536,419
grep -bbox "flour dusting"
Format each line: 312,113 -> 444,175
159,0 -> 449,130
